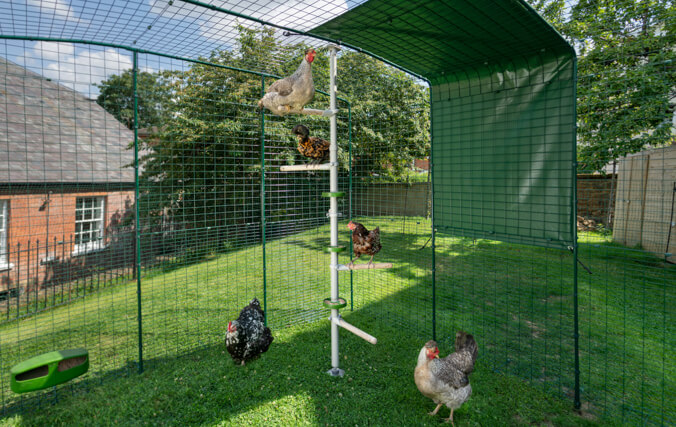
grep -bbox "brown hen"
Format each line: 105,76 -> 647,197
347,221 -> 381,267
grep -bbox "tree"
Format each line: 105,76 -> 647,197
96,69 -> 174,130
132,25 -> 429,251
530,0 -> 676,172
337,52 -> 429,181
572,0 -> 676,172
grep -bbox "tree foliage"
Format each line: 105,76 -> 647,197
96,69 -> 174,130
531,0 -> 676,172
103,26 -> 429,247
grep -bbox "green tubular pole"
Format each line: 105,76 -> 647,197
348,103 -> 353,312
0,36 -> 353,105
429,86 -> 436,341
571,55 -> 581,411
0,36 -> 279,79
260,75 -> 267,327
133,51 -> 143,374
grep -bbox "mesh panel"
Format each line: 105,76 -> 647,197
0,1 -> 672,425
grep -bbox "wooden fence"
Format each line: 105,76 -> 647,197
613,145 -> 676,263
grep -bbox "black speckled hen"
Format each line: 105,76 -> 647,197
292,124 -> 330,164
226,298 -> 273,365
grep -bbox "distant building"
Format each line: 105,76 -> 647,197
0,57 -> 136,295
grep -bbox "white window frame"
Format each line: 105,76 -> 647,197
0,200 -> 11,270
73,196 -> 106,256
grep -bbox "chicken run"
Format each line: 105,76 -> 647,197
0,0 -> 673,425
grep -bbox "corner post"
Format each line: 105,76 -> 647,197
132,50 -> 143,374
571,55 -> 581,411
429,86 -> 436,341
260,74 -> 268,326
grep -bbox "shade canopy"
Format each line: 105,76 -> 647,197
312,0 -> 577,248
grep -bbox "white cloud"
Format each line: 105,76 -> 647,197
26,42 -> 134,97
27,0 -> 84,23
148,0 -> 348,44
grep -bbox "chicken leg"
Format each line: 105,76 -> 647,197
428,403 -> 443,416
444,408 -> 455,426
347,253 -> 361,268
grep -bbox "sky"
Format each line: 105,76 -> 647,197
0,0 -> 355,98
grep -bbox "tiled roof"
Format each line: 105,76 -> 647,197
0,57 -> 135,184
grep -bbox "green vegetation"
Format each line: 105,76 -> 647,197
532,0 -> 676,172
1,217 -> 671,425
0,320 -> 601,427
95,26 -> 430,242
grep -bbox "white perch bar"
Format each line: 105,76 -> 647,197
280,164 -> 331,172
337,262 -> 393,271
278,106 -> 337,117
331,316 -> 378,345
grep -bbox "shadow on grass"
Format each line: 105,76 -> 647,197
1,219 -> 670,425
4,306 -> 600,426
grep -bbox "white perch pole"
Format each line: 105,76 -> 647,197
331,316 -> 378,345
277,105 -> 338,117
280,164 -> 331,172
327,44 -> 343,377
337,262 -> 393,271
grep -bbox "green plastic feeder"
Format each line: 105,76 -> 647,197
10,348 -> 89,394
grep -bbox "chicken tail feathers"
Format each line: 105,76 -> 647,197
455,331 -> 478,360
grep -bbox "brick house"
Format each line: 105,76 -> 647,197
0,57 -> 136,295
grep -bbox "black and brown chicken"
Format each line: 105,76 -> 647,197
258,48 -> 316,116
292,124 -> 330,164
414,331 -> 479,425
225,298 -> 273,366
347,221 -> 381,267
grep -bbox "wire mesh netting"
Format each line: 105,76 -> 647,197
0,0 -> 673,425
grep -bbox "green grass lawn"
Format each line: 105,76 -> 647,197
1,317 -> 602,427
0,217 -> 672,425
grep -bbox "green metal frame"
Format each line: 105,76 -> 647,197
261,74 -> 268,327
133,50 -> 144,375
0,0 -> 581,411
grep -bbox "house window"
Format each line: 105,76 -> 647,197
73,197 -> 105,255
0,200 -> 8,268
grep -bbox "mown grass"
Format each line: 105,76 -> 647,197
0,217 -> 672,425
1,317 -> 602,427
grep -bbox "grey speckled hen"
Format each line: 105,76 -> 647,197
225,298 -> 273,365
414,331 -> 478,425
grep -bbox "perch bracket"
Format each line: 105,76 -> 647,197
323,297 -> 348,310
321,192 -> 345,198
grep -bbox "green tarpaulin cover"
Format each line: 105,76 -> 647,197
311,0 -> 576,247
